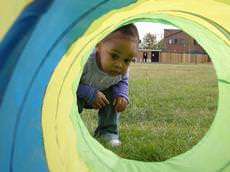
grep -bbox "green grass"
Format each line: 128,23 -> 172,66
80,63 -> 218,162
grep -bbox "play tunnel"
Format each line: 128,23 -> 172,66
0,0 -> 230,171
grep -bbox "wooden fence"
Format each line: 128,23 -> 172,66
159,52 -> 210,64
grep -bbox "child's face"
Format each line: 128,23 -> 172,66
96,31 -> 138,76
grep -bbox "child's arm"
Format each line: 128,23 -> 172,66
77,83 -> 97,105
112,73 -> 129,101
112,73 -> 129,112
77,83 -> 109,108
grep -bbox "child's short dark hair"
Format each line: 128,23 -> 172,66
101,23 -> 140,44
113,23 -> 139,41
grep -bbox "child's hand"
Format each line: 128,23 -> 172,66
92,90 -> 109,109
113,96 -> 128,112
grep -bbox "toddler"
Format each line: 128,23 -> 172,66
77,24 -> 139,146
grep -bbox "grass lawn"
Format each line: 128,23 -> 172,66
80,63 -> 218,162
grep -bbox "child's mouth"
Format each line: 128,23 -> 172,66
109,70 -> 122,76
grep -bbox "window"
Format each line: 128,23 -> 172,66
179,39 -> 185,45
169,39 -> 173,44
174,39 -> 178,44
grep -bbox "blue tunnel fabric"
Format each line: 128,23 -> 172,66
1,0 -> 230,172
0,0 -> 53,105
0,1 -> 135,171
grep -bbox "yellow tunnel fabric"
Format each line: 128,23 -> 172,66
42,1 -> 230,172
0,0 -> 229,172
0,0 -> 32,40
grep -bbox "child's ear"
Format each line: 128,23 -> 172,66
96,42 -> 101,52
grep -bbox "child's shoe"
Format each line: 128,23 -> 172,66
109,139 -> 121,147
99,133 -> 121,147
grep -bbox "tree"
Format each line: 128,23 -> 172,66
140,32 -> 157,49
154,38 -> 163,50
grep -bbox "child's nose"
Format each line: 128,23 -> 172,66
115,62 -> 123,69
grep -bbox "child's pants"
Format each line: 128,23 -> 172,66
77,87 -> 120,140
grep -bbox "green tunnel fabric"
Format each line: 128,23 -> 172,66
0,0 -> 230,172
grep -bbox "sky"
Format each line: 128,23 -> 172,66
135,22 -> 178,42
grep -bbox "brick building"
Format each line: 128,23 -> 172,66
163,29 -> 206,54
135,49 -> 161,63
135,29 -> 209,63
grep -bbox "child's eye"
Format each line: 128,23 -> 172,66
111,53 -> 119,60
124,59 -> 132,64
